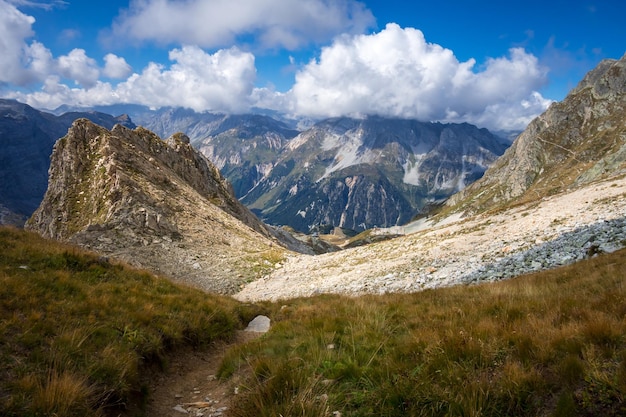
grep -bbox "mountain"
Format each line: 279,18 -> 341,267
241,117 -> 508,232
0,99 -> 135,225
25,119 -> 299,293
446,54 -> 626,215
46,105 -> 509,232
192,114 -> 299,197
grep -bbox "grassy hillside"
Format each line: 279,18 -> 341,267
0,227 -> 261,417
221,249 -> 626,417
2,225 -> 625,416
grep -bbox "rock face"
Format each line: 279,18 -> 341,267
26,119 -> 287,294
0,99 -> 135,225
192,114 -> 299,198
447,54 -> 626,215
241,117 -> 507,232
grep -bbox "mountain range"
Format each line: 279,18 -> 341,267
240,117 -> 507,231
1,100 -> 508,232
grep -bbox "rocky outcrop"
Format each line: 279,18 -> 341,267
447,54 -> 626,215
26,119 -> 290,294
0,99 -> 135,225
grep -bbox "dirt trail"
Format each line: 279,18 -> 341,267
138,331 -> 259,417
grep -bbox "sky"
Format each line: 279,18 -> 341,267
1,0 -> 624,132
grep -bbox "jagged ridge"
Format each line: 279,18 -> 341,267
26,119 -> 288,294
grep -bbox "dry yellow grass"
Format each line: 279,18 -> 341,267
223,248 -> 626,416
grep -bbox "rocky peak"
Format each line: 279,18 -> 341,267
26,119 -> 288,293
446,54 -> 626,215
0,100 -> 138,225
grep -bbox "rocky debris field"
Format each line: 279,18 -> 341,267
235,175 -> 626,302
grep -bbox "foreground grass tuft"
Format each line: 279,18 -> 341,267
0,227 -> 258,417
222,248 -> 626,416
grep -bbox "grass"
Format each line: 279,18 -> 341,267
220,248 -> 626,416
3,224 -> 626,416
0,226 -> 262,417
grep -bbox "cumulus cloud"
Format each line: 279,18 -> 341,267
57,49 -> 100,88
287,23 -> 551,131
115,46 -> 257,112
0,0 -> 39,85
3,0 -> 550,132
0,1 -> 102,88
11,46 -> 258,113
108,0 -> 375,50
103,53 -> 132,79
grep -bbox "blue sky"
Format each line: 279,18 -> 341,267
1,0 -> 624,131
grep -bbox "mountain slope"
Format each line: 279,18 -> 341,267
446,54 -> 626,215
0,99 -> 135,225
242,117 -> 507,232
26,119 -> 287,293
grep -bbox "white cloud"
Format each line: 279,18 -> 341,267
3,1 -> 551,132
0,1 -> 100,88
7,1 -> 67,10
114,46 -> 256,112
286,23 -> 551,131
57,48 -> 100,88
11,46 -> 258,113
103,53 -> 132,79
0,0 -> 39,85
109,0 -> 375,50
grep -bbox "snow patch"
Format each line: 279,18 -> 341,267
317,130 -> 378,181
402,155 -> 426,186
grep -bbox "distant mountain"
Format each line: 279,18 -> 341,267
0,99 -> 134,225
446,54 -> 626,215
241,117 -> 508,232
192,114 -> 299,197
26,120 -> 304,293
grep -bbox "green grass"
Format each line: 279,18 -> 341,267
220,248 -> 626,417
0,226 -> 262,417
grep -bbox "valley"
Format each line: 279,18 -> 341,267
236,174 -> 626,301
0,48 -> 625,417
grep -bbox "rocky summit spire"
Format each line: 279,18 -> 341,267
26,119 -> 285,294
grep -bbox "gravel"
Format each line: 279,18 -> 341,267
235,176 -> 626,302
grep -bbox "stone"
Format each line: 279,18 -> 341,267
245,315 -> 270,333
